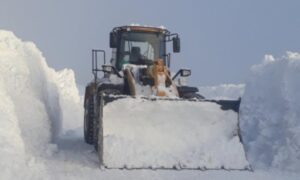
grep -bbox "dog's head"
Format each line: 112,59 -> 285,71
153,58 -> 165,73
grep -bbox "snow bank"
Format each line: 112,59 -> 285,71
240,52 -> 300,171
0,30 -> 59,154
103,97 -> 249,169
0,30 -> 82,179
56,69 -> 83,131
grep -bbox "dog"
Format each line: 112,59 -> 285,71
148,59 -> 178,97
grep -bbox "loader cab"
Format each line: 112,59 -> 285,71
110,26 -> 180,71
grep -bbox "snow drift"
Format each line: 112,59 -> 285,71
0,30 -> 82,179
240,52 -> 300,171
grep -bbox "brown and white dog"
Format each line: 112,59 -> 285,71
148,59 -> 178,97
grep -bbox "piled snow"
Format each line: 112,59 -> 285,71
0,30 -> 59,153
56,69 -> 83,132
198,84 -> 245,100
103,98 -> 249,169
0,30 -> 82,179
240,52 -> 300,171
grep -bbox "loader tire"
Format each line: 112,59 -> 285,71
84,96 -> 94,144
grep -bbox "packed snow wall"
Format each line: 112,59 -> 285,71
240,52 -> 300,171
0,30 -> 83,179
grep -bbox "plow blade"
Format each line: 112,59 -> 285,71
97,96 -> 250,170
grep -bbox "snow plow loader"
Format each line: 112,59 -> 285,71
84,25 -> 250,170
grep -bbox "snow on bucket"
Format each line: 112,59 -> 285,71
101,97 -> 249,169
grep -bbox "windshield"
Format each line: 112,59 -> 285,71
117,32 -> 165,70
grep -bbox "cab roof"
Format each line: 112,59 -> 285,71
111,25 -> 170,35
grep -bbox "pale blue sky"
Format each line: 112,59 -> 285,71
1,0 -> 299,86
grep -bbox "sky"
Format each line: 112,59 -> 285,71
0,0 -> 299,87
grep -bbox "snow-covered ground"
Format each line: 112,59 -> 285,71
0,30 -> 299,179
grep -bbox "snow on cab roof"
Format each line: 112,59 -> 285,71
112,24 -> 170,34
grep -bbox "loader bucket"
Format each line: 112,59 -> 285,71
96,95 -> 250,170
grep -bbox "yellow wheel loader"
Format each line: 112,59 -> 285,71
84,25 -> 250,170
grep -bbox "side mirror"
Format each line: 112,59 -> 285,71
109,32 -> 118,48
180,69 -> 191,77
172,36 -> 180,53
172,69 -> 191,80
